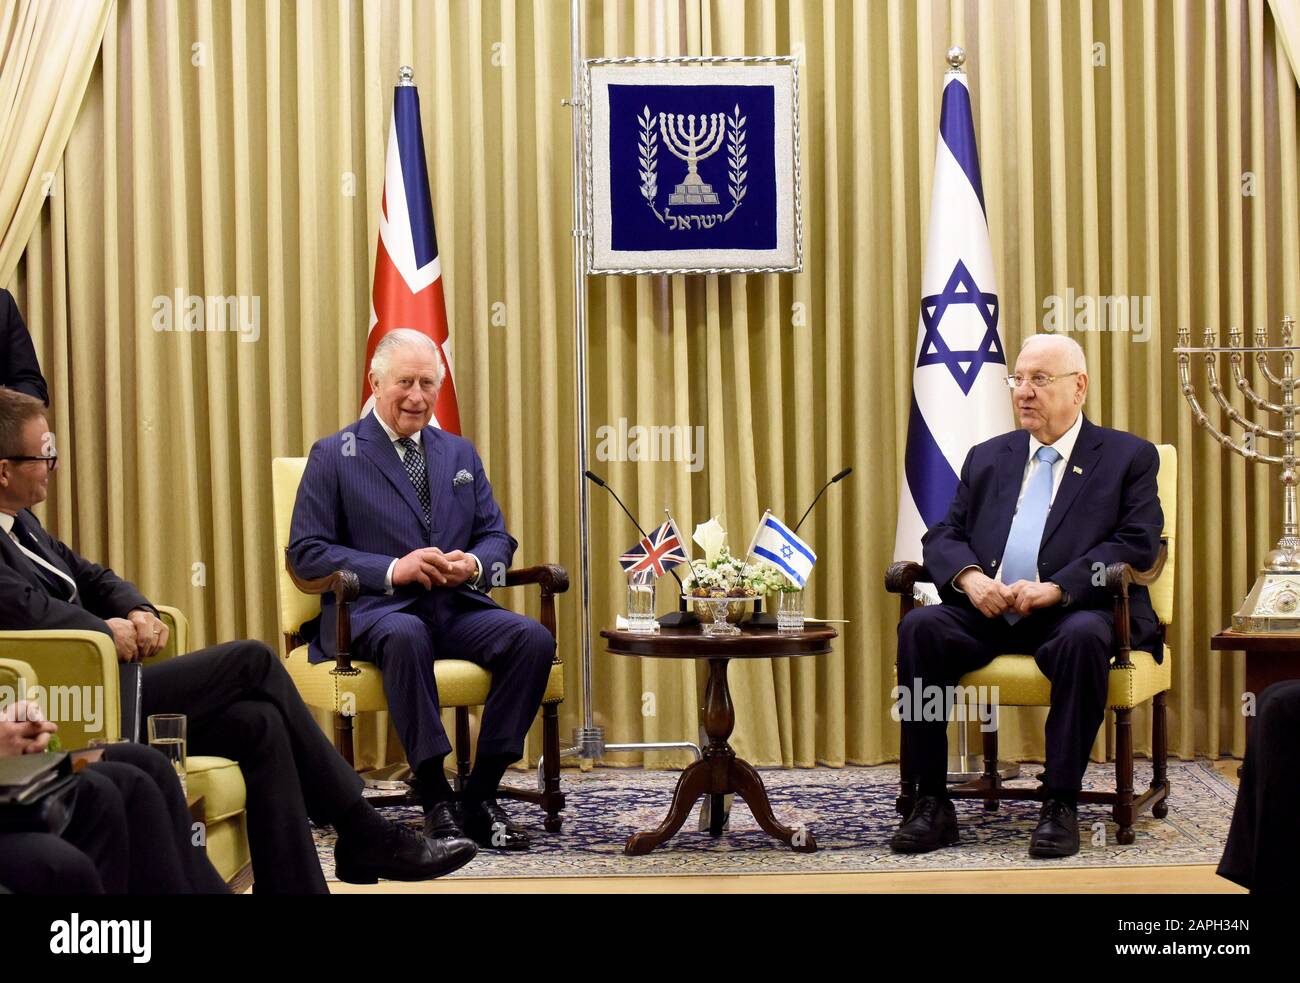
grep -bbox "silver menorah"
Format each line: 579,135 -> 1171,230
659,112 -> 725,205
1176,314 -> 1300,631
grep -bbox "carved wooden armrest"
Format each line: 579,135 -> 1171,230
885,560 -> 930,595
1105,541 -> 1168,668
285,557 -> 361,675
503,564 -> 570,595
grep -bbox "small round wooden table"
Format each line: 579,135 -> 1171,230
601,622 -> 837,855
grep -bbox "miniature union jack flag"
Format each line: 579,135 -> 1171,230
619,520 -> 688,577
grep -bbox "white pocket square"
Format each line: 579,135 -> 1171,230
452,469 -> 474,487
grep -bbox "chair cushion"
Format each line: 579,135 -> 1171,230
284,644 -> 564,712
958,646 -> 1171,709
187,756 -> 247,822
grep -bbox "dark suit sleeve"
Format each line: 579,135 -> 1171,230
287,439 -> 398,593
0,290 -> 49,405
44,535 -> 153,620
921,447 -> 983,593
0,564 -> 115,634
464,447 -> 517,592
1047,440 -> 1163,609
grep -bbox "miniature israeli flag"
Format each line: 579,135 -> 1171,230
749,511 -> 816,588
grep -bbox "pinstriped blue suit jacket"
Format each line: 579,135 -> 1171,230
287,411 -> 517,663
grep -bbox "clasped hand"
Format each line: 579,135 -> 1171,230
105,609 -> 170,663
392,548 -> 477,590
0,701 -> 58,756
956,569 -> 1061,619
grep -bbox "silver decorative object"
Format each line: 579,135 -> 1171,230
1176,315 -> 1300,631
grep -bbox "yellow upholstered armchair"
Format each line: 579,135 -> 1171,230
885,444 -> 1176,845
270,457 -> 568,832
0,607 -> 253,888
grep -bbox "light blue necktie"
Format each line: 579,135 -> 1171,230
1000,445 -> 1061,623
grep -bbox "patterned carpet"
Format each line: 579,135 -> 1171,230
317,759 -> 1237,880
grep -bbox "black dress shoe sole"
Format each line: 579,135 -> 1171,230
890,826 -> 960,854
336,841 -> 478,884
1028,838 -> 1080,859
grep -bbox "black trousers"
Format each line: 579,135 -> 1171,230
355,591 -> 556,773
1217,680 -> 1300,893
0,744 -> 226,894
897,603 -> 1114,793
142,640 -> 364,894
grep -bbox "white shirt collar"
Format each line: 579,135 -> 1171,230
1029,411 -> 1084,464
372,409 -> 421,449
0,513 -> 14,536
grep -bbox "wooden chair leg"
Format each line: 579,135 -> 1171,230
455,707 -> 471,792
541,701 -> 564,832
1113,706 -> 1136,844
982,719 -> 1000,812
1151,691 -> 1170,819
335,712 -> 354,769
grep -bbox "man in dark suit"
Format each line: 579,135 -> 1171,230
893,334 -> 1163,858
0,387 -> 476,890
289,328 -> 554,852
0,289 -> 48,404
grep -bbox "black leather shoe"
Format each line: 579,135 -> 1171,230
422,800 -> 466,840
890,795 -> 959,853
335,823 -> 477,884
1028,799 -> 1080,858
462,798 -> 531,851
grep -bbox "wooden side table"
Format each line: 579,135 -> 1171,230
601,623 -> 837,855
1210,630 -> 1300,698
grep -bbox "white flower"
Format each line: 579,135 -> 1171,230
692,517 -> 727,563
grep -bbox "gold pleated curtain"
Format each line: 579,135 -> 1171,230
11,0 -> 1300,771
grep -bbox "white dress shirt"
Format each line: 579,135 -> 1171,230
372,410 -> 482,593
954,411 -> 1084,592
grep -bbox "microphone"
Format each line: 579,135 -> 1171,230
793,467 -> 853,533
584,470 -> 695,625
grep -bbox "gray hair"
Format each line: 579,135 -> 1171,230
369,328 -> 445,389
1021,334 -> 1087,375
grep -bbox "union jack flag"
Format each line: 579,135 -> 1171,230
361,71 -> 461,434
619,520 -> 688,577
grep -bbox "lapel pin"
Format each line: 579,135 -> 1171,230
1072,465 -> 1083,474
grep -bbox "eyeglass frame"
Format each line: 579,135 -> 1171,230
1,454 -> 58,471
1004,371 -> 1081,390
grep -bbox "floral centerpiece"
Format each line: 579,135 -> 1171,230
683,519 -> 773,632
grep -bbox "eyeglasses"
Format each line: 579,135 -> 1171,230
1005,371 -> 1080,390
2,454 -> 58,471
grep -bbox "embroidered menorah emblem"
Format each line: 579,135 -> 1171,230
658,112 -> 725,205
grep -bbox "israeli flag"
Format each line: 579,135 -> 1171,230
893,64 -> 1011,580
749,511 -> 816,588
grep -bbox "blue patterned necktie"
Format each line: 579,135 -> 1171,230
397,437 -> 432,526
1000,445 -> 1062,624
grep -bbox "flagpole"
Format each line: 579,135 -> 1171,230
554,1 -> 704,787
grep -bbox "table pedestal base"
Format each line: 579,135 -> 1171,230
624,657 -> 817,855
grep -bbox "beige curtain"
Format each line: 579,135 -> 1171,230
12,0 -> 1300,772
0,0 -> 111,284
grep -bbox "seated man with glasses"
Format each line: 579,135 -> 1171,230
0,388 -> 477,891
891,334 -> 1163,858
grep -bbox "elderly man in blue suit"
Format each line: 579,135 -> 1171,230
289,329 -> 554,851
892,334 -> 1163,859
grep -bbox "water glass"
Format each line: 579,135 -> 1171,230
147,713 -> 188,799
776,589 -> 804,632
626,576 -> 658,633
